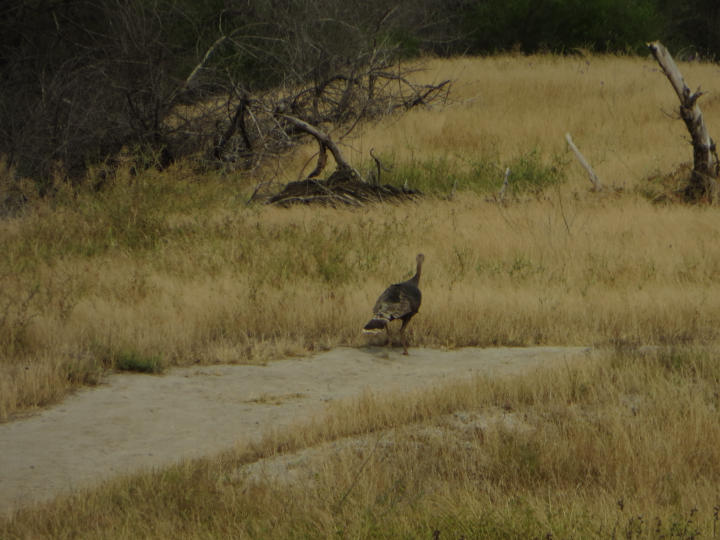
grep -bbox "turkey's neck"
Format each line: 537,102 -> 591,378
411,261 -> 422,286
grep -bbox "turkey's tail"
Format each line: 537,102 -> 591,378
363,317 -> 388,333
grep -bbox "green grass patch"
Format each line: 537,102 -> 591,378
505,149 -> 567,196
114,350 -> 164,374
380,149 -> 566,196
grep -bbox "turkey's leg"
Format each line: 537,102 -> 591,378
399,318 -> 410,355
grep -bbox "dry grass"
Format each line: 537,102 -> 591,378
5,189 -> 720,419
3,346 -> 720,538
3,52 -> 720,536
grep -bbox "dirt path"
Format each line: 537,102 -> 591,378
0,346 -> 590,515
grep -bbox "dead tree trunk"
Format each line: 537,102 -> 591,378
647,41 -> 719,202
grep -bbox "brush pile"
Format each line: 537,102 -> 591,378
263,116 -> 421,206
267,168 -> 421,207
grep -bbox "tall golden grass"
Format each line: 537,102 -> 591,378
4,52 -> 720,536
3,53 -> 720,418
4,190 -> 720,418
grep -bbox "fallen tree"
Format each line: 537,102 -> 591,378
211,70 -> 451,174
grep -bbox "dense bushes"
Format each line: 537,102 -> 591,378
454,0 -> 719,58
0,0 -> 425,189
459,0 -> 664,55
657,0 -> 720,58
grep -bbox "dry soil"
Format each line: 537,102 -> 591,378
0,346 -> 590,515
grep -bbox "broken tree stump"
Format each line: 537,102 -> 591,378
648,41 -> 719,202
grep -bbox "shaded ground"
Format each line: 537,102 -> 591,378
0,346 -> 590,515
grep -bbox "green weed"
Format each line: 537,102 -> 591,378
114,350 -> 164,374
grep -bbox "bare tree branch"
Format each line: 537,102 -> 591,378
279,114 -> 364,181
565,133 -> 602,191
498,167 -> 511,202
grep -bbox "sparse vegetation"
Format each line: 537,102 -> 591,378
3,53 -> 720,536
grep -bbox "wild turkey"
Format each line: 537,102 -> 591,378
363,253 -> 424,355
